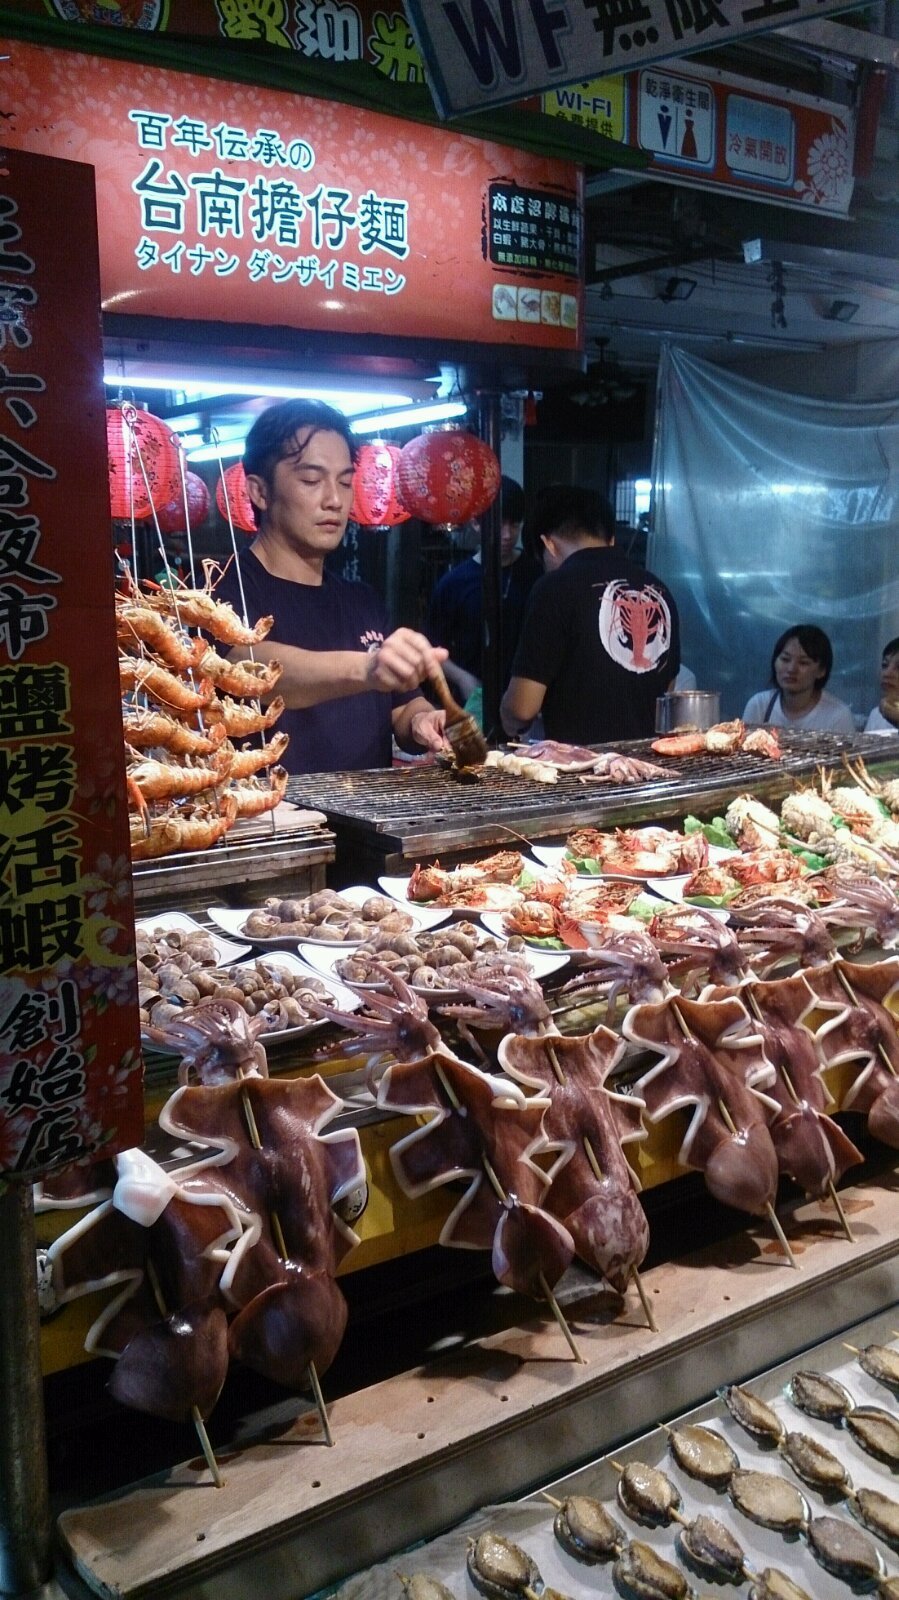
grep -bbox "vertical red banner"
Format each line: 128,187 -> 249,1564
0,148 -> 143,1181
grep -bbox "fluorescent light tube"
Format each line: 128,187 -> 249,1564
350,400 -> 468,435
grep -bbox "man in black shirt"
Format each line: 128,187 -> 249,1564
501,486 -> 680,745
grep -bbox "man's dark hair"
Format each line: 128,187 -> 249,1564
531,485 -> 615,547
243,398 -> 356,484
883,636 -> 899,663
500,475 -> 525,525
769,623 -> 834,687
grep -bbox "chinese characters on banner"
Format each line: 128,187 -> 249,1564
404,0 -> 868,120
544,61 -> 855,216
0,150 -> 143,1182
0,42 -> 582,351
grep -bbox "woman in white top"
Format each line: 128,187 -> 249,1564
742,624 -> 856,734
864,636 -> 899,735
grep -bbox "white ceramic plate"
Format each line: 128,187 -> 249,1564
378,870 -> 544,917
299,937 -> 568,1000
208,886 -> 450,949
642,882 -> 731,921
479,907 -> 660,954
142,950 -> 361,1052
135,910 -> 251,965
531,841 -> 736,882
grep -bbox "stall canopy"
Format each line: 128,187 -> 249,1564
649,345 -> 899,720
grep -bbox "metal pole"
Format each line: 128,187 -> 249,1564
477,392 -> 504,743
0,1183 -> 52,1596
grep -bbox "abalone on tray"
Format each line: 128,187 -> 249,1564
846,1407 -> 899,1466
857,1343 -> 899,1394
723,1385 -> 786,1445
852,1486 -> 899,1552
787,1370 -> 854,1423
806,1512 -> 882,1585
677,1511 -> 746,1581
779,1430 -> 851,1494
666,1424 -> 739,1488
747,1570 -> 813,1600
552,1493 -> 624,1563
612,1539 -> 689,1600
728,1469 -> 808,1532
616,1462 -> 682,1526
397,1576 -> 455,1600
466,1533 -> 540,1600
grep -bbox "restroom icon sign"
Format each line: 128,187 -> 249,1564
638,69 -> 714,164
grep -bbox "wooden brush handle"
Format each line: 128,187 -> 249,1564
428,664 -> 465,720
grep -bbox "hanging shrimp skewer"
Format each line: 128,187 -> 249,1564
229,767 -> 289,818
119,655 -> 215,714
129,796 -> 238,861
122,709 -> 227,758
223,731 -> 290,780
204,695 -> 285,736
116,601 -> 204,674
126,746 -> 233,803
142,560 -> 273,645
196,646 -> 283,700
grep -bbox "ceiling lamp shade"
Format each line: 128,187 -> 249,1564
107,404 -> 181,521
350,440 -> 410,529
215,462 -> 257,533
156,471 -> 210,535
397,426 -> 501,528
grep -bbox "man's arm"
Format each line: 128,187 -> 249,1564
227,630 -> 447,711
501,675 -> 546,736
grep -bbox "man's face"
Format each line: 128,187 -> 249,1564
247,428 -> 355,557
500,517 -> 523,566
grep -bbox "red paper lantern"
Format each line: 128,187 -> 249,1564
156,471 -> 210,535
397,426 -> 501,528
215,462 -> 257,534
351,440 -> 410,528
106,404 -> 181,521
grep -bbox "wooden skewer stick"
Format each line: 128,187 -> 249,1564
540,1491 -> 564,1509
537,1024 -> 657,1334
432,1057 -> 583,1363
833,963 -> 898,1077
743,988 -> 854,1244
238,1076 -> 332,1446
145,1258 -> 224,1488
670,999 -> 797,1270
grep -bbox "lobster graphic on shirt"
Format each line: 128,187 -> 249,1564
598,580 -> 672,673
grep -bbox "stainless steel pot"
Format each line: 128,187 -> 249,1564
655,690 -> 721,733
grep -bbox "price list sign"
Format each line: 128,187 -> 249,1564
0,149 -> 142,1183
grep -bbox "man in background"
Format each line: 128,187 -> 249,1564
501,486 -> 680,744
426,476 -> 539,705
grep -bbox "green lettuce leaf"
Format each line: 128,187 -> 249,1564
683,814 -> 734,850
684,890 -> 740,909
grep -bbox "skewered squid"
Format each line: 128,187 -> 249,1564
803,958 -> 899,1148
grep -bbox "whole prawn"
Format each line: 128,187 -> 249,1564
119,654 -> 215,713
195,645 -> 283,700
223,730 -> 290,779
122,709 -> 226,758
142,560 -> 273,646
129,795 -> 238,860
116,600 -> 203,674
126,746 -> 232,803
204,694 -> 285,736
229,766 -> 289,818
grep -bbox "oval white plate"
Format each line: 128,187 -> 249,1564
531,841 -> 736,881
479,907 -> 658,953
299,937 -> 568,1000
208,886 -> 450,948
136,910 -> 251,965
142,951 -> 361,1051
644,881 -> 731,920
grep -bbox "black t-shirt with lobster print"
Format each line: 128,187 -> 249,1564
510,547 -> 680,744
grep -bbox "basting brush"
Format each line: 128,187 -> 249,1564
428,663 -> 488,768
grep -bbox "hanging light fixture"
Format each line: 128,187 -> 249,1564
215,461 -> 257,533
106,403 -> 181,520
350,440 -> 410,529
156,470 -> 210,535
396,425 -> 501,529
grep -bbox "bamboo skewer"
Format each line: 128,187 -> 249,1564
237,1075 -> 333,1446
431,1058 -> 583,1363
145,1258 -> 224,1487
670,1000 -> 797,1269
833,963 -> 898,1077
743,988 -> 854,1243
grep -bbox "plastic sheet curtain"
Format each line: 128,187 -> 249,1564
648,346 -> 899,721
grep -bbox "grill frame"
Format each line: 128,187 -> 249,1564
287,731 -> 897,874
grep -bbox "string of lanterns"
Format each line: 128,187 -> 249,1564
107,405 -> 502,533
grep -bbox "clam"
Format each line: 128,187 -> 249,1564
779,1430 -> 851,1494
551,1493 -> 624,1563
852,1486 -> 899,1552
466,1533 -> 540,1600
747,1570 -> 813,1600
396,1575 -> 455,1600
677,1512 -> 746,1580
857,1343 -> 899,1393
612,1539 -> 688,1600
666,1424 -> 738,1487
846,1406 -> 899,1466
723,1385 -> 785,1445
806,1512 -> 882,1585
728,1469 -> 807,1532
616,1461 -> 682,1526
787,1370 -> 854,1422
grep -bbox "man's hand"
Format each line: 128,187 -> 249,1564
365,629 -> 447,694
409,707 -> 448,753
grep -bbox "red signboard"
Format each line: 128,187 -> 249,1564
0,39 -> 583,352
0,148 -> 143,1181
